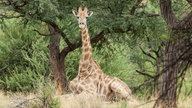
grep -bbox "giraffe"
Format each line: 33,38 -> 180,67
69,6 -> 132,101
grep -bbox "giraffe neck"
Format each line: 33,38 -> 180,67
78,25 -> 93,79
81,25 -> 92,61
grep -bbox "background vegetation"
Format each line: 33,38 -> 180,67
0,0 -> 192,108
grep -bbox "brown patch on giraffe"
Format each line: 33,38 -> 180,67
93,80 -> 98,85
78,85 -> 83,92
91,74 -> 97,79
82,30 -> 86,35
97,70 -> 103,74
87,65 -> 92,71
83,47 -> 89,52
99,83 -> 103,92
80,71 -> 88,76
81,62 -> 89,68
87,89 -> 94,95
99,75 -> 102,81
84,53 -> 90,60
105,78 -> 110,84
81,82 -> 86,85
85,85 -> 89,89
70,84 -> 75,91
92,72 -> 97,76
103,87 -> 107,95
83,36 -> 87,40
90,84 -> 94,88
83,43 -> 88,47
84,78 -> 91,84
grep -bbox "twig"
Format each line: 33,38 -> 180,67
136,70 -> 154,78
140,46 -> 156,60
33,29 -> 54,36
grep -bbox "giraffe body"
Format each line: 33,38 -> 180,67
69,6 -> 132,101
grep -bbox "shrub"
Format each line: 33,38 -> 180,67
0,20 -> 50,92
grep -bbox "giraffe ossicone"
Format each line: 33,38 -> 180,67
69,6 -> 132,101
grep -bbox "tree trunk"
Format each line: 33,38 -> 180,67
154,37 -> 179,108
48,24 -> 67,95
155,0 -> 192,107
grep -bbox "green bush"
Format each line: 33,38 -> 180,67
0,20 -> 50,92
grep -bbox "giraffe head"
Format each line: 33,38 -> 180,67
72,6 -> 93,29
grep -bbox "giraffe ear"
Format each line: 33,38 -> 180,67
87,11 -> 93,17
72,10 -> 78,16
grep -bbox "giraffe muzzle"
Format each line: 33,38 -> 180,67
79,22 -> 86,28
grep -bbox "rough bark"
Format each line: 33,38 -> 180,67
154,0 -> 192,107
48,24 -> 67,95
154,37 -> 179,108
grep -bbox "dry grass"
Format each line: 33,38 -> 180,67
0,91 -> 192,108
0,91 -> 36,108
178,96 -> 192,108
0,91 -> 9,108
59,94 -> 151,108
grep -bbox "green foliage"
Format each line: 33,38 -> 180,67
65,49 -> 81,81
179,69 -> 192,97
0,20 -> 50,92
0,0 -> 191,100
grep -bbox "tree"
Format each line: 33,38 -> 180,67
0,0 -> 105,94
154,0 -> 192,108
0,0 -> 168,96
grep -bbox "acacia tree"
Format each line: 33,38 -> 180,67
0,0 -> 168,95
154,0 -> 192,108
0,0 -> 106,94
1,0 -> 139,94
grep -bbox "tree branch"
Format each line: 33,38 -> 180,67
33,29 -> 53,36
136,70 -> 154,79
140,46 -> 156,60
160,0 -> 178,29
160,0 -> 192,30
145,59 -> 156,66
147,14 -> 160,17
59,31 -> 73,47
130,0 -> 143,15
176,11 -> 192,29
59,30 -> 105,62
44,20 -> 73,47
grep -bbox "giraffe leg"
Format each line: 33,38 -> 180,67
110,78 -> 132,101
